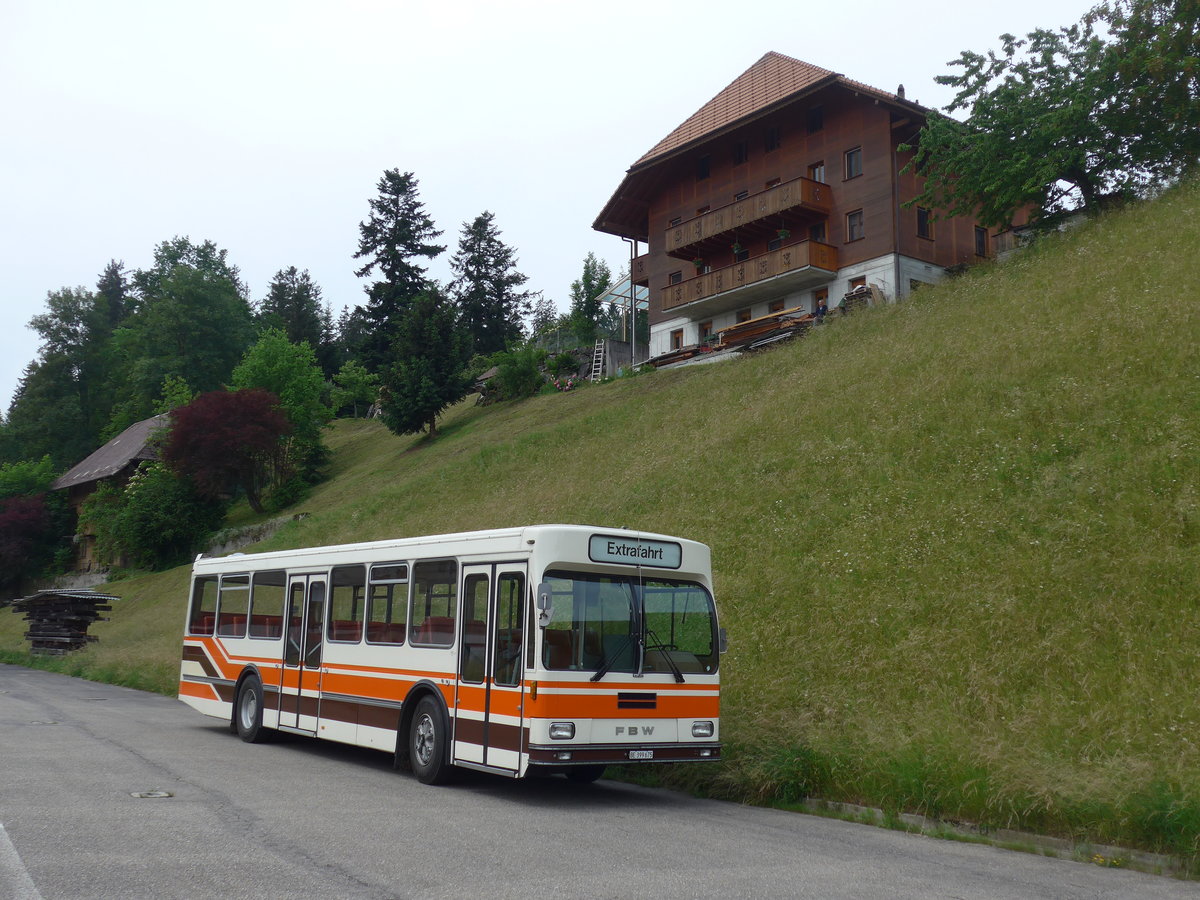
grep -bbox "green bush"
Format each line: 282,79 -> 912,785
81,462 -> 226,570
490,346 -> 547,401
547,351 -> 579,379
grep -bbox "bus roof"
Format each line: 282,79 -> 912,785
191,524 -> 711,576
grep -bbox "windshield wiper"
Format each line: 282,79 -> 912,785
589,634 -> 632,682
645,627 -> 685,683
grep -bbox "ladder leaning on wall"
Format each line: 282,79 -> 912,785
589,339 -> 606,381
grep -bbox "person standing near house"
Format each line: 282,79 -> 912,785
815,296 -> 828,320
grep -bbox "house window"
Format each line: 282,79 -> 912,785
696,155 -> 710,181
768,237 -> 782,251
807,106 -> 823,134
765,177 -> 781,188
765,125 -> 780,152
669,271 -> 683,285
850,276 -> 867,289
975,226 -> 989,257
846,209 -> 865,242
808,162 -> 825,184
810,221 -> 827,243
733,246 -> 750,262
733,140 -> 748,165
844,147 -> 862,180
669,216 -> 682,227
696,205 -> 710,216
768,299 -> 785,314
699,320 -> 713,339
917,207 -> 933,240
734,190 -> 749,201
670,329 -> 684,350
736,308 -> 753,323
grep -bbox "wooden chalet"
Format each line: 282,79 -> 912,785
594,52 -> 997,362
50,414 -> 168,571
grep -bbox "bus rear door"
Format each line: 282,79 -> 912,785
280,574 -> 326,733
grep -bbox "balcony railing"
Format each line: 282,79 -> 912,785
665,175 -> 832,257
631,253 -> 650,284
662,240 -> 838,312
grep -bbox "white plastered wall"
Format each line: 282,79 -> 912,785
648,254 -> 953,355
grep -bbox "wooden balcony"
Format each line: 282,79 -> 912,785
665,176 -> 832,258
661,240 -> 838,314
631,253 -> 650,285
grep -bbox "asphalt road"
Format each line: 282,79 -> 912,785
1,664 -> 1193,899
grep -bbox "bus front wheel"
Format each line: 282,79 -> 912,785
410,696 -> 451,785
235,676 -> 272,744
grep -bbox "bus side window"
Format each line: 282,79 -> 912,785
249,570 -> 286,639
217,574 -> 249,637
188,576 -> 218,635
329,564 -> 366,643
410,559 -> 457,647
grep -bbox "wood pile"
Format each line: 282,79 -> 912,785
647,304 -> 817,369
716,306 -> 814,351
10,590 -> 117,655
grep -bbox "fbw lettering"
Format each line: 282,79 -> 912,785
615,725 -> 655,736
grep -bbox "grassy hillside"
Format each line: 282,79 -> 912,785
4,179 -> 1198,858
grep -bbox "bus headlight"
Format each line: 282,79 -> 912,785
692,721 -> 715,738
549,722 -> 575,740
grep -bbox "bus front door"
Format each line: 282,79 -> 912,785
455,563 -> 527,773
280,574 -> 325,733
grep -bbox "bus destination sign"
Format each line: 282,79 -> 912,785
588,534 -> 682,569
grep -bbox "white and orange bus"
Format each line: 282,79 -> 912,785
179,524 -> 723,783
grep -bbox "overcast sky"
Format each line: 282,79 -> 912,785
1,0 -> 1094,413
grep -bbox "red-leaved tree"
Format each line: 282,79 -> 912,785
164,389 -> 291,514
0,494 -> 54,591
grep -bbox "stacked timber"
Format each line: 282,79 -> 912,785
10,590 -> 117,655
717,306 -> 815,352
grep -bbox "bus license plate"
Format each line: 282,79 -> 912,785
629,750 -> 654,760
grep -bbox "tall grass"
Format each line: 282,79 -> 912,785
3,179 -> 1197,856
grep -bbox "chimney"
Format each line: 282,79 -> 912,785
897,84 -> 906,99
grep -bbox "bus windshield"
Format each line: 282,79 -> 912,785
540,569 -> 718,677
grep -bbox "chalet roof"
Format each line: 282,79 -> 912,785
632,52 -> 920,171
594,52 -> 929,239
51,414 -> 169,491
633,53 -> 838,168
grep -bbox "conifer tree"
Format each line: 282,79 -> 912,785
353,169 -> 444,371
379,288 -> 470,438
449,211 -> 532,355
259,267 -> 325,350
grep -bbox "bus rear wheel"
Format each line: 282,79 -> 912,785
410,696 -> 451,785
565,765 -> 606,784
235,676 -> 272,744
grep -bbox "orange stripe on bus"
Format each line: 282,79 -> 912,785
178,680 -> 220,701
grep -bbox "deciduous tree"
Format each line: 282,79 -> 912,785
331,360 -> 379,418
568,253 -> 614,344
904,0 -> 1200,228
164,389 -> 291,514
108,242 -> 256,435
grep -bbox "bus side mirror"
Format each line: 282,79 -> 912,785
718,628 -> 729,654
536,583 -> 553,626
